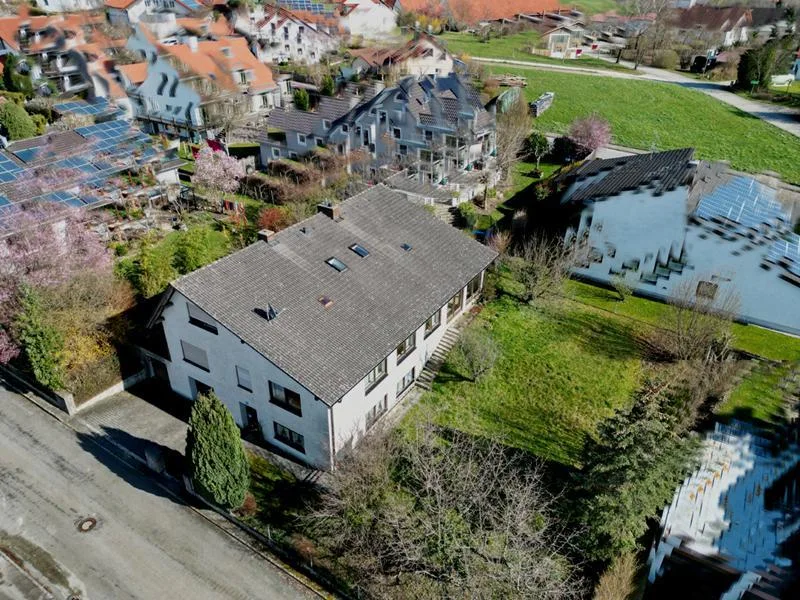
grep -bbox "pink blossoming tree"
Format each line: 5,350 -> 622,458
192,147 -> 245,208
568,115 -> 612,155
0,204 -> 110,363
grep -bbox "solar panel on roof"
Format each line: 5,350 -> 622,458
694,176 -> 787,235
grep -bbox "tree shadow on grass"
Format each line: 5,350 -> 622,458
540,302 -> 643,362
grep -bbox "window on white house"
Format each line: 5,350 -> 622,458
424,310 -> 441,337
289,152 -> 298,159
239,71 -> 247,84
365,394 -> 387,429
269,381 -> 302,416
236,366 -> 252,392
392,127 -> 401,139
342,124 -> 349,132
425,130 -> 433,142
272,147 -> 280,158
396,368 -> 415,397
396,332 -> 416,364
298,133 -> 306,145
274,422 -> 304,452
365,358 -> 387,393
447,291 -> 463,321
187,303 -> 218,334
399,144 -> 407,155
316,137 -> 324,147
181,340 -> 209,371
322,119 -> 331,129
467,274 -> 482,299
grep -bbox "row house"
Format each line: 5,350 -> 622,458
260,74 -> 496,187
148,185 -> 497,469
125,26 -> 280,141
35,0 -> 102,13
272,0 -> 399,39
350,33 -> 455,78
105,0 -> 208,27
233,4 -> 340,65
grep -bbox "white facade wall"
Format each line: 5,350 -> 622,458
132,57 -> 204,136
158,272 -> 485,470
341,0 -> 397,39
243,11 -> 339,65
160,291 -> 333,468
36,0 -> 101,12
108,1 -> 148,27
401,53 -> 454,77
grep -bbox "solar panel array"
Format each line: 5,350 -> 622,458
694,176 -> 789,234
52,97 -> 121,118
767,234 -> 800,277
179,0 -> 205,11
279,0 -> 336,15
0,119 -> 165,234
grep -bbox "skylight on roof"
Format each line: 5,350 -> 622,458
326,257 -> 348,272
401,243 -> 413,252
349,243 -> 369,258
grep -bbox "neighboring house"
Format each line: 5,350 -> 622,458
670,5 -> 752,48
233,4 -> 339,65
260,74 -> 496,188
335,0 -> 400,38
105,0 -> 207,27
0,118 -> 176,234
555,149 -> 800,335
588,10 -> 657,43
125,26 -> 279,140
400,0 -> 562,25
149,185 -> 498,469
792,50 -> 800,81
34,0 -> 102,13
350,33 -> 454,77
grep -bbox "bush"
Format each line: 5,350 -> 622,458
173,227 -> 219,275
293,88 -> 310,111
550,136 -> 590,164
652,49 -> 679,70
14,287 -> 65,390
31,113 -> 46,135
458,202 -> 478,228
0,101 -> 36,140
135,240 -> 176,298
257,206 -> 292,232
452,327 -> 499,381
186,391 -> 250,510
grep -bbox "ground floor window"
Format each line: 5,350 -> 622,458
181,340 -> 209,371
365,394 -> 388,429
396,368 -> 415,398
466,273 -> 482,300
274,422 -> 305,453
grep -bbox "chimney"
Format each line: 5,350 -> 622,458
317,201 -> 342,221
187,36 -> 198,52
257,228 -> 275,242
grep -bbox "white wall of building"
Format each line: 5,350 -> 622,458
36,0 -> 101,12
340,0 -> 397,39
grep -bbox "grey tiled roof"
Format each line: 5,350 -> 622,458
559,148 -> 696,203
171,185 -> 498,405
266,108 -> 322,135
385,171 -> 453,200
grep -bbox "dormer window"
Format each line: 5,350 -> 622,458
221,47 -> 231,57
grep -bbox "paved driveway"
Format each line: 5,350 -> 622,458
0,382 -> 316,600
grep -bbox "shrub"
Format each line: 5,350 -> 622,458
135,240 -> 176,298
321,74 -> 335,96
174,227 -> 216,275
652,49 -> 679,70
293,88 -> 310,111
257,206 -> 291,232
186,391 -> 250,510
14,286 -> 65,390
550,136 -> 590,164
452,327 -> 499,381
0,101 -> 36,140
31,113 -> 46,135
458,202 -> 478,229
236,492 -> 258,518
594,553 -> 639,600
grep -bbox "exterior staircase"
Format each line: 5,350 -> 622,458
416,326 -> 462,391
433,203 -> 458,227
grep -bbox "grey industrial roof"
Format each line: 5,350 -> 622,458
169,185 -> 498,405
559,148 -> 696,203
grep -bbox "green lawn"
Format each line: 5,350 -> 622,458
489,66 -> 800,184
566,281 -> 800,362
439,31 -> 636,73
411,295 -> 643,466
716,363 -> 794,423
510,160 -> 561,196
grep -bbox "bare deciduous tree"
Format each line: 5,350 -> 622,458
308,420 -> 583,599
651,277 -> 739,362
496,94 -> 532,186
506,235 -> 582,303
452,326 -> 499,381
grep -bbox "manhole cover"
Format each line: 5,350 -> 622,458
77,517 -> 97,533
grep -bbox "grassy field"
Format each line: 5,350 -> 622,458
411,294 -> 643,466
489,66 -> 800,184
439,31 -> 637,73
716,363 -> 794,424
566,281 -> 800,362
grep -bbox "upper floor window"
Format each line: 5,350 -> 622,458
298,133 -> 306,145
187,303 -> 218,334
425,130 -> 433,142
236,366 -> 252,392
239,71 -> 248,85
322,119 -> 331,129
392,128 -> 401,139
342,124 -> 349,133
181,340 -> 209,371
269,381 -> 302,416
365,358 -> 387,393
424,310 -> 441,337
396,332 -> 416,364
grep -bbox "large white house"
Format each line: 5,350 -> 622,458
149,185 -> 497,469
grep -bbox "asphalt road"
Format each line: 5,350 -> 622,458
0,383 -> 315,600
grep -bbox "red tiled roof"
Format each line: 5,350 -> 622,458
105,0 -> 139,9
118,61 -> 148,85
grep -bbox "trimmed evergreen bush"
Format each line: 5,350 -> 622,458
0,101 -> 36,140
186,391 -> 250,510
